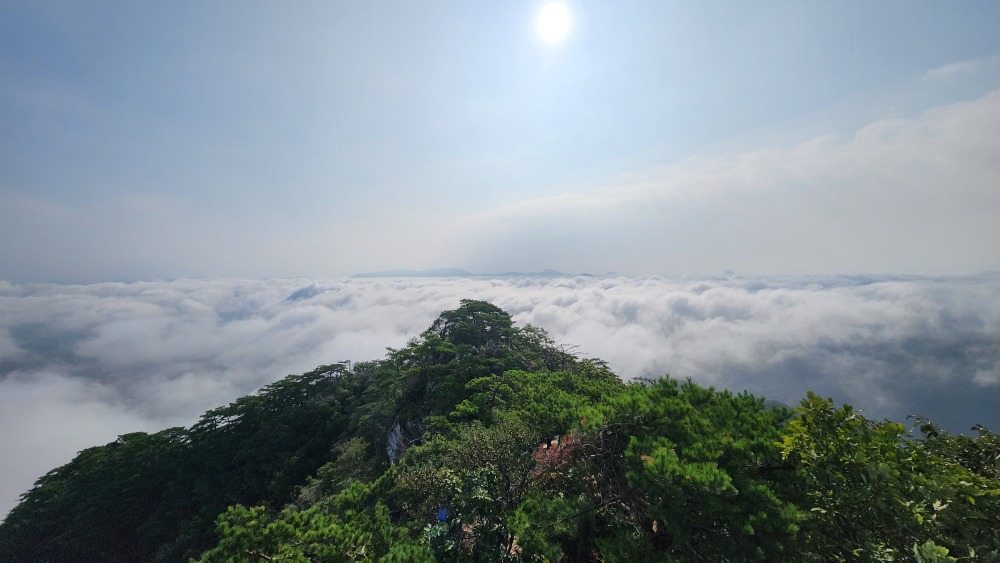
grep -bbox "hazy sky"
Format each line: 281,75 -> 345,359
2,1 -> 999,281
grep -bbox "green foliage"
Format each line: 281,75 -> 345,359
779,393 -> 923,560
427,299 -> 516,348
569,379 -> 800,561
197,494 -> 432,563
451,368 -> 622,433
0,428 -> 189,561
779,393 -> 1000,561
913,540 -> 957,563
394,417 -> 538,560
0,363 -> 370,561
2,300 -> 999,562
199,494 -> 432,563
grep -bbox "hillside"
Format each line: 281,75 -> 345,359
1,300 -> 997,562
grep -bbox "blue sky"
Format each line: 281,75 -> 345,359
2,0 -> 1000,281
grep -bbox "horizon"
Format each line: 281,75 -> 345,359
5,265 -> 1000,286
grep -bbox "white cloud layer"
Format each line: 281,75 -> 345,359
2,274 -> 1000,519
445,90 -> 1000,275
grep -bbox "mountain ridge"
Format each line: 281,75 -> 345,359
351,268 -> 604,278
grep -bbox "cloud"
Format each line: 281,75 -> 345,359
5,89 -> 1000,282
446,90 -> 1000,275
2,274 -> 1000,519
922,54 -> 1000,82
924,61 -> 980,81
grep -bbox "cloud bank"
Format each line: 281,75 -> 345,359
445,90 -> 1000,275
2,274 -> 1000,519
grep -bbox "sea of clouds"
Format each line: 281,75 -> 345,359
2,273 -> 999,519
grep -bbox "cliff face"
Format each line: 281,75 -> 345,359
386,418 -> 424,464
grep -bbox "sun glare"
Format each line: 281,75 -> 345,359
536,2 -> 572,45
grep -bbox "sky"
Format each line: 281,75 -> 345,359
2,0 -> 1000,280
2,0 -> 1000,521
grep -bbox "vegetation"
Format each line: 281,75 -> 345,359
1,300 -> 997,562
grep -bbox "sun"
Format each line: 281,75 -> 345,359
536,2 -> 572,45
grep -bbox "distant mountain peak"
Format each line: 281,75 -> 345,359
351,268 -> 578,278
